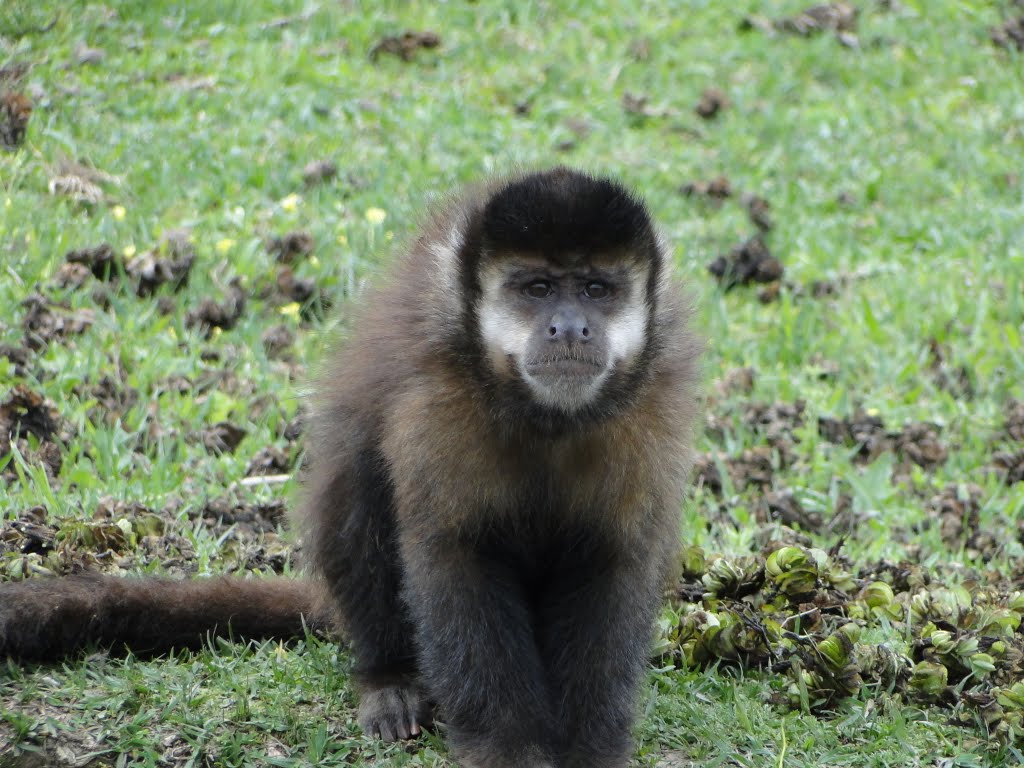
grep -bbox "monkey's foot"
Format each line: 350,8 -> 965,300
358,683 -> 431,741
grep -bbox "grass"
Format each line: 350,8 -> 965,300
2,0 -> 1024,765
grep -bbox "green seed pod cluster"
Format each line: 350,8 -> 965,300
909,660 -> 949,699
661,543 -> 1024,742
764,546 -> 818,598
701,555 -> 760,598
993,682 -> 1024,739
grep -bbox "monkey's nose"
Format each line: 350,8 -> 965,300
548,308 -> 589,342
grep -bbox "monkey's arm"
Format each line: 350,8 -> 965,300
399,537 -> 558,768
0,574 -> 322,661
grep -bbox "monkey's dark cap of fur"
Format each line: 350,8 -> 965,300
482,168 -> 657,261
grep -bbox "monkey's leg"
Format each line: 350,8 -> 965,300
0,574 -> 318,661
539,554 -> 663,768
306,450 -> 427,741
401,542 -> 558,768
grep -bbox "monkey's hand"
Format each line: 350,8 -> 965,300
357,683 -> 431,741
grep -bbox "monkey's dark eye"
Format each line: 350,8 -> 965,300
523,281 -> 554,299
583,281 -> 612,300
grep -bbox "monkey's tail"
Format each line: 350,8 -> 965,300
0,574 -> 329,662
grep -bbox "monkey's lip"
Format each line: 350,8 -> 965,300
523,358 -> 606,378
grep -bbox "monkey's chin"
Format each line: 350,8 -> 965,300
519,363 -> 609,413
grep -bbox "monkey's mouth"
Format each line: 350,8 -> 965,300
523,358 -> 606,378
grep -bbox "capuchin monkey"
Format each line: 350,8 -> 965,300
0,168 -> 700,768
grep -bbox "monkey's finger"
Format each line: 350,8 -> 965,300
379,721 -> 397,742
410,720 -> 421,737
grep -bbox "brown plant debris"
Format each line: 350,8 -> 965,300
628,37 -> 652,61
127,229 -> 196,296
758,490 -> 824,532
706,400 -> 804,470
276,266 -> 317,303
707,400 -> 805,454
0,386 -> 62,452
302,159 -> 338,186
278,409 -> 306,442
199,421 -> 248,455
65,243 -> 120,280
680,175 -> 732,200
186,279 -> 246,335
268,230 -> 314,263
46,156 -> 121,206
743,193 -> 774,231
84,374 -> 140,424
992,449 -> 1024,485
245,445 -> 291,476
991,15 -> 1024,51
777,2 -> 857,35
0,343 -> 32,377
712,366 -> 757,399
694,446 -> 777,494
922,484 -> 1001,560
695,87 -> 728,119
708,236 -> 784,290
369,30 -> 441,62
741,2 -> 859,46
818,412 -> 948,470
0,507 -> 55,558
1003,400 -> 1024,442
21,293 -> 95,349
622,91 -> 657,118
0,63 -> 31,83
0,387 -> 67,480
47,174 -> 105,204
196,498 -> 292,574
745,401 -> 806,443
261,324 -> 295,358
927,337 -> 973,398
0,90 -> 32,149
201,497 -> 287,533
51,262 -> 94,290
896,422 -> 949,471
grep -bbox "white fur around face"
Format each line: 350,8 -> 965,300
478,264 -> 532,373
428,214 -> 466,313
606,272 -> 647,368
476,262 -> 654,412
521,366 -> 610,412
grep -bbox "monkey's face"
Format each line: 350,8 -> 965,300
477,256 -> 649,413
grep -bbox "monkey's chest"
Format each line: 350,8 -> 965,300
475,504 -> 615,599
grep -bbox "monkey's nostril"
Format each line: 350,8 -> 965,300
581,327 -> 590,338
548,326 -> 557,337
